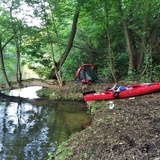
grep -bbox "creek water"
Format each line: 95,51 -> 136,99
0,87 -> 90,160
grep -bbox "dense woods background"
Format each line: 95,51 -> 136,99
0,0 -> 160,87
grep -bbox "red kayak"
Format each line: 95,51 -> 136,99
83,83 -> 160,102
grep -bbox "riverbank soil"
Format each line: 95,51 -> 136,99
52,82 -> 160,160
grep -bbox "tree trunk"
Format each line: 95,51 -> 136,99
14,34 -> 22,84
104,0 -> 117,83
0,38 -> 10,89
49,5 -> 80,78
149,11 -> 159,53
117,0 -> 134,74
9,3 -> 22,84
107,34 -> 117,83
137,2 -> 151,70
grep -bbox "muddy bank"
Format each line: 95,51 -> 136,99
53,91 -> 160,160
37,81 -> 160,160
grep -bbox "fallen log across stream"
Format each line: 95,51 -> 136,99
0,78 -> 60,91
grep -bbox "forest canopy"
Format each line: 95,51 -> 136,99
0,0 -> 160,88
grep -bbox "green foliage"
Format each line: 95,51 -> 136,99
37,88 -> 56,98
0,0 -> 159,84
140,53 -> 160,82
50,141 -> 72,160
115,52 -> 129,79
151,65 -> 160,82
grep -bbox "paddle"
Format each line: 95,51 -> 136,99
83,90 -> 96,96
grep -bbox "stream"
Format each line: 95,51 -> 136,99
0,87 -> 90,160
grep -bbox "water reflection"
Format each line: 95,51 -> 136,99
9,86 -> 42,99
0,87 -> 90,160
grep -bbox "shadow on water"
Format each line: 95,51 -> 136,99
0,87 -> 90,160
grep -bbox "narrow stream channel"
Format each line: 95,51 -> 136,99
0,87 -> 90,160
